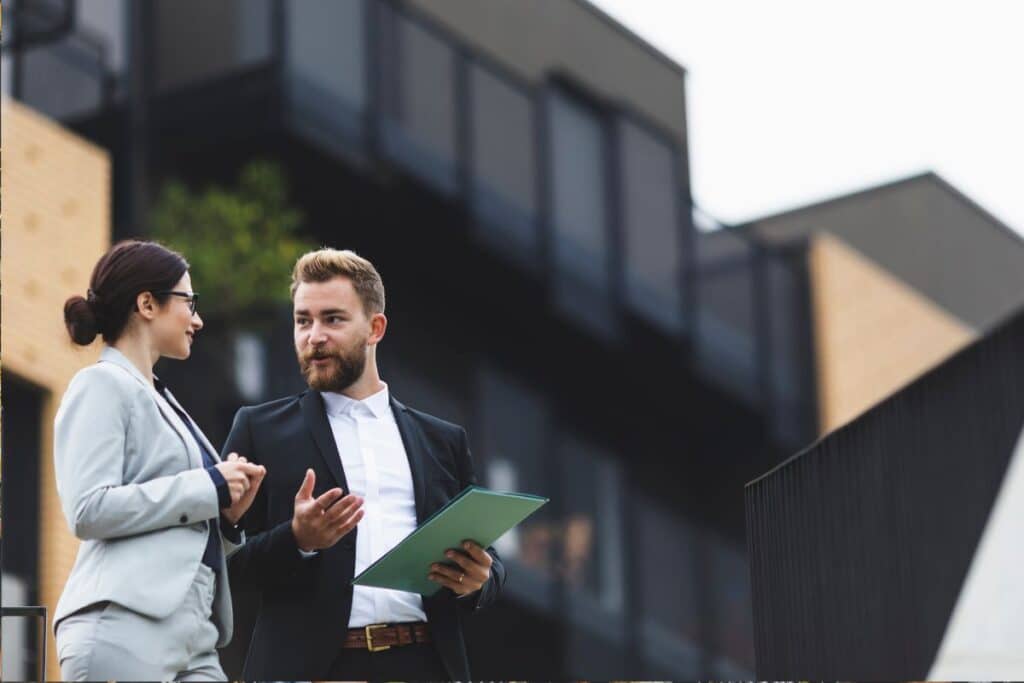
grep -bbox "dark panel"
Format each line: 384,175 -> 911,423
1,374 -> 45,680
746,306 -> 1024,678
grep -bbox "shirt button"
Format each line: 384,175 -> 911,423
179,514 -> 189,524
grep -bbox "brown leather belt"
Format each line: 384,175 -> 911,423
344,622 -> 431,652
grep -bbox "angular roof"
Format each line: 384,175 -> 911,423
739,172 -> 1024,331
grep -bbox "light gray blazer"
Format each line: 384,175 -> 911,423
53,345 -> 241,646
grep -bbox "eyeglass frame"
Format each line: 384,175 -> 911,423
154,290 -> 200,315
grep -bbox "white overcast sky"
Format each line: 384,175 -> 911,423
590,0 -> 1024,235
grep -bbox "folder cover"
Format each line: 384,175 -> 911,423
351,485 -> 548,596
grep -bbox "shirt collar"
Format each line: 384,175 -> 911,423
100,345 -> 154,390
321,383 -> 390,419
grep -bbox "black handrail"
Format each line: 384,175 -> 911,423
1,605 -> 48,682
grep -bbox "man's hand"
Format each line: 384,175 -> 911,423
428,540 -> 493,596
218,453 -> 266,525
291,469 -> 364,552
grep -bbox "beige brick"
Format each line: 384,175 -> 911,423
809,233 -> 975,435
2,97 -> 110,677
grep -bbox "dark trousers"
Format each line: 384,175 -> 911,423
326,642 -> 449,681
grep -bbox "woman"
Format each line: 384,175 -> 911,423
53,240 -> 265,681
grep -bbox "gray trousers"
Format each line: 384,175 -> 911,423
56,564 -> 225,681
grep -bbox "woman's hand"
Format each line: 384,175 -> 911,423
216,454 -> 266,525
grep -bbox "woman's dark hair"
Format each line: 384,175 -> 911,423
64,240 -> 190,346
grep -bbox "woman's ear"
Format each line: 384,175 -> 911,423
135,291 -> 157,320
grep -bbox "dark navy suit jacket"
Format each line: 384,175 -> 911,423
223,391 -> 505,680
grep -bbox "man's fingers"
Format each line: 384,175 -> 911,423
443,550 -> 489,581
429,562 -> 465,583
296,469 -> 315,501
314,488 -> 346,512
427,571 -> 478,595
327,508 -> 364,542
323,494 -> 362,523
328,502 -> 364,530
460,541 -> 493,567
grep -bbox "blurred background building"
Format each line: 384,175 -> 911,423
3,0 -> 1024,678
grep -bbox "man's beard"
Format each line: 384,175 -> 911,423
298,340 -> 368,393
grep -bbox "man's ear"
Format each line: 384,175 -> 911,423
135,291 -> 158,320
369,312 -> 388,345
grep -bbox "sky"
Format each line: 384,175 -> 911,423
590,0 -> 1024,235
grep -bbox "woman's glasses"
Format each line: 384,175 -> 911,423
155,290 -> 200,315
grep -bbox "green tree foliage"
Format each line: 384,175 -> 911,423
150,161 -> 314,323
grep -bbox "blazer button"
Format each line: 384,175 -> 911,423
179,514 -> 189,524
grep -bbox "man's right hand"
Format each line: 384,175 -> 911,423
291,469 -> 364,552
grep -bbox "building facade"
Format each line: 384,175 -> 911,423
5,1 -> 1021,678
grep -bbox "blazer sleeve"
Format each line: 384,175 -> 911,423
223,407 -> 306,587
454,426 -> 507,612
54,367 -> 221,541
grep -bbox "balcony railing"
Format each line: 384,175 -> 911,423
1,605 -> 48,681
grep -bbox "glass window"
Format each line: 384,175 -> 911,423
76,0 -> 127,73
285,0 -> 366,151
154,0 -> 272,93
620,118 -> 684,333
763,251 -> 815,448
469,64 -> 538,258
558,433 -> 626,629
0,575 -> 31,680
379,7 -> 458,194
694,229 -> 758,402
233,331 -> 267,402
477,366 -> 556,610
636,495 -> 702,677
18,37 -> 105,120
0,375 -> 43,681
548,89 -> 615,338
6,0 -> 124,120
2,43 -> 13,97
710,535 -> 756,676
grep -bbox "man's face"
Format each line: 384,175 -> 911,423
293,277 -> 372,392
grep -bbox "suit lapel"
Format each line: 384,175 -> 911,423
390,396 -> 430,523
151,387 -> 203,469
98,346 -> 201,469
300,391 -> 350,493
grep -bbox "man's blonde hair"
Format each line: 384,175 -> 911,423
290,248 -> 385,315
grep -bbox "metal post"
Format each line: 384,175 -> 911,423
1,605 -> 48,681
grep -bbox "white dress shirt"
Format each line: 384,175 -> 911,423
320,384 -> 428,627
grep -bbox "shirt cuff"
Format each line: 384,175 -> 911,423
205,465 -> 232,509
298,547 -> 319,559
219,516 -> 243,544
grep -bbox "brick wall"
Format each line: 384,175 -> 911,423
2,97 -> 111,677
809,233 -> 974,434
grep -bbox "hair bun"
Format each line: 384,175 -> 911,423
64,295 -> 100,346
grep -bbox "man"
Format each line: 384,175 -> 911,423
224,248 -> 504,680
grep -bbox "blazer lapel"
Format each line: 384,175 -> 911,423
390,396 -> 430,523
98,346 -> 201,469
300,391 -> 349,493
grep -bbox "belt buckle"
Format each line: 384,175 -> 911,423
365,623 -> 391,652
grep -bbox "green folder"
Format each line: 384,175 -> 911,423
351,485 -> 548,596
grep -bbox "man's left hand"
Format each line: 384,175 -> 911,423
428,540 -> 492,596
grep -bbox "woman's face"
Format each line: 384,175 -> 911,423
153,272 -> 203,360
